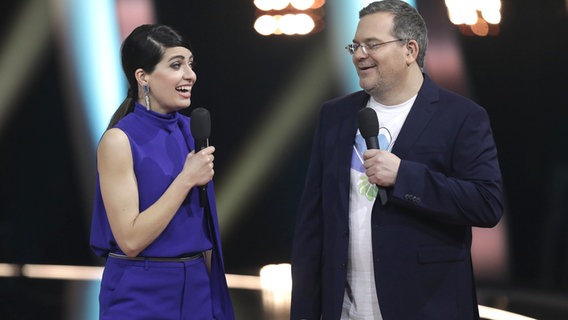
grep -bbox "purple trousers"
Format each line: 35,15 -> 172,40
99,255 -> 213,320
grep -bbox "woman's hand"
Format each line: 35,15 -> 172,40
180,146 -> 216,188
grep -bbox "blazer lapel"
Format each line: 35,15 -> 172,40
336,92 -> 370,220
391,75 -> 440,158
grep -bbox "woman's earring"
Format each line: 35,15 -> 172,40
143,84 -> 151,111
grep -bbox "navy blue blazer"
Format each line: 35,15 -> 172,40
291,75 -> 504,320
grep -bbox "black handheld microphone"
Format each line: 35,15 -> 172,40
190,107 -> 211,207
357,107 -> 388,205
358,107 -> 379,149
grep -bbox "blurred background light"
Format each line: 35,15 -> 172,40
290,0 -> 315,10
60,0 -> 124,147
254,13 -> 315,36
254,0 -> 290,11
254,15 -> 279,35
445,0 -> 501,36
253,0 -> 324,36
260,263 -> 292,318
0,0 -> 50,134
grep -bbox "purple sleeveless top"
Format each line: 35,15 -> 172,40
90,102 -> 213,257
90,103 -> 234,318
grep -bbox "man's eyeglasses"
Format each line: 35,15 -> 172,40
345,39 -> 405,55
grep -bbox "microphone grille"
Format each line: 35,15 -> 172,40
358,107 -> 379,138
190,107 -> 211,140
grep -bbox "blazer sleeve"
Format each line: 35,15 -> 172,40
392,104 -> 504,228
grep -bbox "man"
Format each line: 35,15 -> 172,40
290,1 -> 504,319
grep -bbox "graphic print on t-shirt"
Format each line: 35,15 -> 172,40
351,128 -> 392,201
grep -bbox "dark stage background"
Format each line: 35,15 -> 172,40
1,0 -> 567,319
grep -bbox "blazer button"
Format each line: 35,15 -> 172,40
341,263 -> 347,270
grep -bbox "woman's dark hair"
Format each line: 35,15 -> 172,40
107,24 -> 192,129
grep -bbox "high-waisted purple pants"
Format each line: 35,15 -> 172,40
99,255 -> 213,320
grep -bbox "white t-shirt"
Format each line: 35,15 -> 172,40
341,95 -> 416,320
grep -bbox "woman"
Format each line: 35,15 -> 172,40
90,24 -> 234,319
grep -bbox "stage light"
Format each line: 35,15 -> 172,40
445,0 -> 501,36
294,13 -> 316,34
279,14 -> 299,35
254,15 -> 279,35
310,0 -> 325,9
281,13 -> 315,35
482,9 -> 501,25
471,17 -> 490,36
254,13 -> 316,36
0,263 -> 20,277
291,0 -> 315,10
254,0 -> 289,11
254,0 -> 273,11
259,263 -> 292,317
253,0 -> 325,36
0,262 -> 538,319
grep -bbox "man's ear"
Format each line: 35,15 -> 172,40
405,40 -> 419,64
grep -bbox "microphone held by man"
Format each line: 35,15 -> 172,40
358,107 -> 388,205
